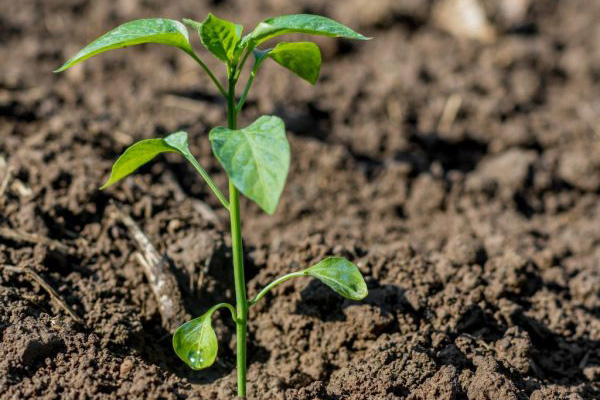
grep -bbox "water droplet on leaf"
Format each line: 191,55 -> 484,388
187,349 -> 205,368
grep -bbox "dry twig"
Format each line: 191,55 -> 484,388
461,333 -> 495,352
2,265 -> 84,324
0,226 -> 71,253
111,204 -> 189,332
438,94 -> 462,135
0,165 -> 13,198
13,180 -> 33,197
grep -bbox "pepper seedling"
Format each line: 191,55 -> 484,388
56,13 -> 370,398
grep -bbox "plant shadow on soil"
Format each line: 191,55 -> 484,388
123,248 -> 272,384
296,279 -> 409,327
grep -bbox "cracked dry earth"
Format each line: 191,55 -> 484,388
1,0 -> 599,399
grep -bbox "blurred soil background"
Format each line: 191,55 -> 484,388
0,0 -> 599,399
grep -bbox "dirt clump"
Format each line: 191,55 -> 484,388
1,0 -> 599,399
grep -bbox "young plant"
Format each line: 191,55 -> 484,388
56,13 -> 370,397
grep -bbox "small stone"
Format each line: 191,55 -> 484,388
583,365 -> 600,382
119,358 -> 134,378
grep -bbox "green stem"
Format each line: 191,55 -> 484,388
230,181 -> 247,398
236,70 -> 256,113
186,50 -> 227,96
236,53 -> 264,113
227,71 -> 248,398
184,152 -> 230,210
233,48 -> 251,82
208,302 -> 238,322
248,271 -> 306,307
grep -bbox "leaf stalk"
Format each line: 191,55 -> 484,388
186,50 -> 227,96
185,152 -> 230,210
248,271 -> 307,306
236,56 -> 263,112
209,302 -> 238,322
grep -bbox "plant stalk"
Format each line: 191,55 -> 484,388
236,70 -> 256,113
227,73 -> 248,398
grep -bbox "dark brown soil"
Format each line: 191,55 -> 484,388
1,0 -> 599,399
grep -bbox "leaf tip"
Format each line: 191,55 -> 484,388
182,18 -> 202,30
353,287 -> 369,301
99,180 -> 113,190
264,206 -> 276,216
203,13 -> 217,23
354,30 -> 372,40
53,64 -> 68,73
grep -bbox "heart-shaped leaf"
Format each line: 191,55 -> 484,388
209,116 -> 290,215
185,14 -> 242,64
173,308 -> 219,370
248,14 -> 369,46
266,42 -> 321,84
55,19 -> 192,72
306,257 -> 368,300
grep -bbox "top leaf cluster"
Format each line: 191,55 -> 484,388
56,13 -> 368,85
56,13 -> 368,215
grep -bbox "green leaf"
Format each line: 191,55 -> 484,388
101,131 -> 190,189
163,129 -> 194,156
100,138 -> 175,189
236,34 -> 254,55
102,131 -> 230,209
55,19 -> 192,72
267,42 -> 321,85
172,308 -> 219,370
188,13 -> 242,63
209,116 -> 290,215
248,14 -> 369,45
306,257 -> 368,300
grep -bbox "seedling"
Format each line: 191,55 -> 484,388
56,13 -> 369,397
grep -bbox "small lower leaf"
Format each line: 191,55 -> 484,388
173,308 -> 219,370
306,257 -> 368,300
